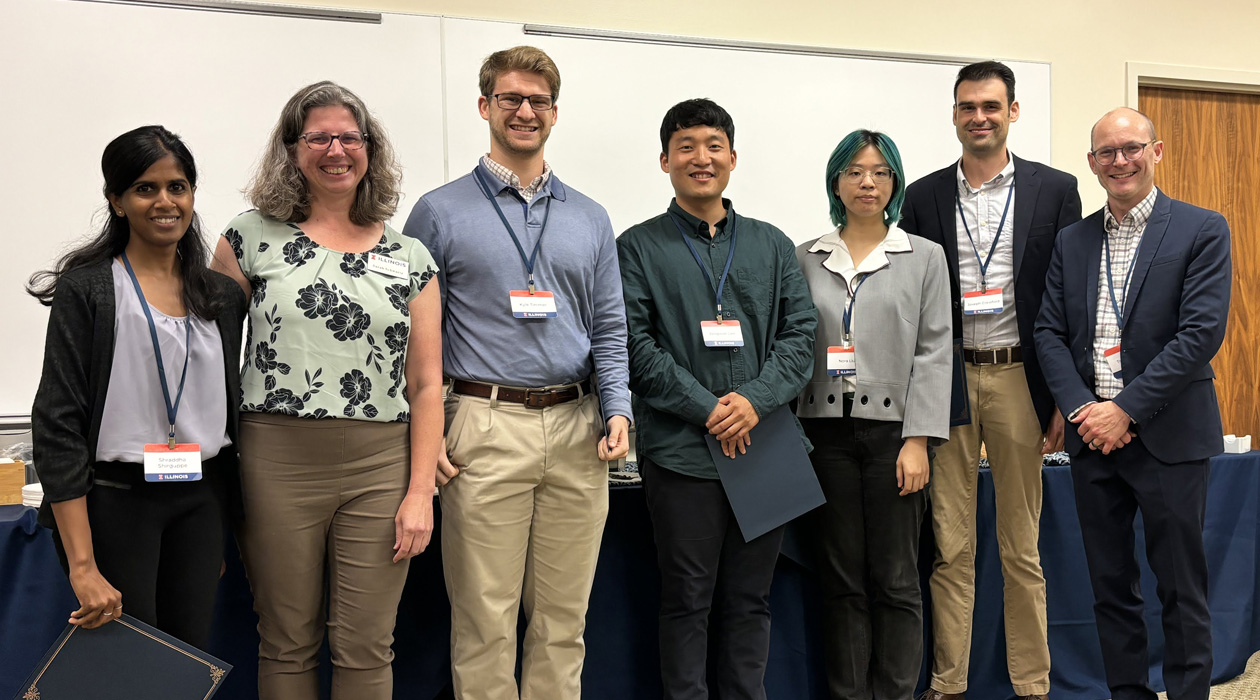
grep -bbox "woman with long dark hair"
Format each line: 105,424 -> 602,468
210,82 -> 443,699
29,125 -> 247,647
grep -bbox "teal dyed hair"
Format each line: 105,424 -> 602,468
825,129 -> 906,228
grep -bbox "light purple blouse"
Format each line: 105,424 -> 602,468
96,260 -> 231,464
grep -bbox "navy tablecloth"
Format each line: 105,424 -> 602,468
3,453 -> 1258,700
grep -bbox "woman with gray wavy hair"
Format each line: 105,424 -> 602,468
211,80 -> 443,700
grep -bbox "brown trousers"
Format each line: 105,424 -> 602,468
927,362 -> 1051,696
237,413 -> 412,700
441,390 -> 608,700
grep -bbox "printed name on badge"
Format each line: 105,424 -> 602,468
827,345 -> 857,377
143,443 -> 203,482
1104,344 -> 1123,379
367,253 -> 409,279
701,320 -> 745,347
962,287 -> 1004,315
510,290 -> 558,318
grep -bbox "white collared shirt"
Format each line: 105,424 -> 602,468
809,224 -> 914,393
955,155 -> 1019,348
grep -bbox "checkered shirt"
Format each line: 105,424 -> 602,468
481,155 -> 552,202
1092,188 -> 1158,399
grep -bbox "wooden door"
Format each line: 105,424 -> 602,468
1140,86 -> 1260,437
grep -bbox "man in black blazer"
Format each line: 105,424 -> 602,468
900,61 -> 1081,700
1035,107 -> 1230,700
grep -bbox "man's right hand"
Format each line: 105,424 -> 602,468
436,437 -> 461,486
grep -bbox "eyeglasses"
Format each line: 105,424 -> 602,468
486,93 -> 555,111
299,131 -> 368,151
841,167 -> 894,185
1090,141 -> 1155,165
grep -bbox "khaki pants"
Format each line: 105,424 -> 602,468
441,390 -> 608,700
237,413 -> 412,700
927,362 -> 1050,696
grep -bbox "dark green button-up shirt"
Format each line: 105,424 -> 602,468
618,199 -> 817,479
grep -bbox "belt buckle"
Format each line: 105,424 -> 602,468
523,388 -> 553,409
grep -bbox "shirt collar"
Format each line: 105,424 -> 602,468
810,224 -> 914,275
1104,187 -> 1159,233
667,198 -> 735,239
956,152 -> 1016,196
480,154 -> 552,192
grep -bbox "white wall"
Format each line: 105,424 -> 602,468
263,0 -> 1260,213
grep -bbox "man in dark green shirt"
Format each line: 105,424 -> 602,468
617,98 -> 816,700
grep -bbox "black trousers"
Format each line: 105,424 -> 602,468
800,416 -> 927,700
641,458 -> 785,700
55,458 -> 226,648
1071,436 -> 1212,700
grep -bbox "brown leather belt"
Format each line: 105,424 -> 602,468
450,378 -> 591,409
963,346 -> 1023,365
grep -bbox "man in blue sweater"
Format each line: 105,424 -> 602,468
402,46 -> 631,700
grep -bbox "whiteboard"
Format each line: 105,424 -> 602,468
442,18 -> 1051,243
0,3 -> 1050,415
1,0 -> 445,415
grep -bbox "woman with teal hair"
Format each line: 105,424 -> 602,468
794,129 -> 953,699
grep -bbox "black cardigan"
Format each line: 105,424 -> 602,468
31,260 -> 248,528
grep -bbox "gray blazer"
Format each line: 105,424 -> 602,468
795,225 -> 952,440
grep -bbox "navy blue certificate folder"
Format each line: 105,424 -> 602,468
705,405 -> 825,542
13,614 -> 231,700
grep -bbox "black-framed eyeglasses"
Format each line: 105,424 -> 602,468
486,93 -> 555,111
299,131 -> 368,151
1090,141 -> 1155,165
840,167 -> 894,185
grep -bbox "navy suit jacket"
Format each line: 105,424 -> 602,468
1033,192 -> 1231,463
901,155 -> 1082,430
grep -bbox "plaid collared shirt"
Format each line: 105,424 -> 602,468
480,155 -> 552,202
1092,188 -> 1158,400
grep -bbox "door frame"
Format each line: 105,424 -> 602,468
1128,62 -> 1260,105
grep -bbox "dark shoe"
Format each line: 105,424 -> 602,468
917,691 -> 965,700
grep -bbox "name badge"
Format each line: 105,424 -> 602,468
701,320 -> 744,347
1104,344 -> 1123,379
827,345 -> 856,377
367,253 -> 409,279
510,290 -> 558,318
962,287 -> 1004,315
143,443 -> 202,482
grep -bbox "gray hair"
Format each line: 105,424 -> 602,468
246,81 -> 402,225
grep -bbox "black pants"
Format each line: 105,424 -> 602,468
55,459 -> 225,648
1071,437 -> 1212,700
800,416 -> 927,700
641,458 -> 785,700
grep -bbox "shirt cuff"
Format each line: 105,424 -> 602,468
1067,402 -> 1097,422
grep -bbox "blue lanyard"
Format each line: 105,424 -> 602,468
842,273 -> 871,342
1102,233 -> 1138,329
473,168 -> 553,293
955,184 -> 1013,292
670,212 -> 738,322
121,253 -> 191,449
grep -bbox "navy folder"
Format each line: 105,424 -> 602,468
14,614 -> 231,700
705,405 -> 825,542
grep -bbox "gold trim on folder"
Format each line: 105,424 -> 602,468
24,619 -> 226,700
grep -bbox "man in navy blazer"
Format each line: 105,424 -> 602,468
901,61 -> 1080,700
1035,107 -> 1231,700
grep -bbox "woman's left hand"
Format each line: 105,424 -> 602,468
896,436 -> 930,496
393,490 -> 434,563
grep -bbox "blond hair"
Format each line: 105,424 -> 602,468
478,46 -> 561,100
246,81 -> 402,225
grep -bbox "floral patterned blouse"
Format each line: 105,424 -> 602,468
223,210 -> 437,423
